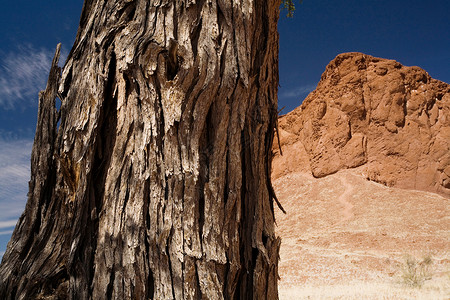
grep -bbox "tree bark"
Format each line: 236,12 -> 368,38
0,0 -> 282,299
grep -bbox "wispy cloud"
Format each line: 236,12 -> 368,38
279,84 -> 316,99
0,230 -> 14,236
0,135 -> 31,256
0,221 -> 18,231
0,136 -> 32,227
0,45 -> 55,109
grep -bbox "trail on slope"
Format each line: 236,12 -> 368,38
335,174 -> 354,225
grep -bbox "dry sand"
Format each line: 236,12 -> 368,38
274,168 -> 450,299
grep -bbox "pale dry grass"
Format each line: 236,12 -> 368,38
279,277 -> 450,299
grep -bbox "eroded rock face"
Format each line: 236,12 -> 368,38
276,52 -> 450,197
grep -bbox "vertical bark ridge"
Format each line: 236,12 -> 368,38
0,0 -> 282,299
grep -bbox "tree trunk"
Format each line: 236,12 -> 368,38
0,0 -> 281,299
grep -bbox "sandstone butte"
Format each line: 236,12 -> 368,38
273,52 -> 450,198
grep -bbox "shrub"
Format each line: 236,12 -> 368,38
400,254 -> 433,288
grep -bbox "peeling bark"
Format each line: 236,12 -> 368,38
0,0 -> 282,299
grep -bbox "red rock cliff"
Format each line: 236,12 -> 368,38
275,52 -> 450,197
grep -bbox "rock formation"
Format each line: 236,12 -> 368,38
274,52 -> 450,197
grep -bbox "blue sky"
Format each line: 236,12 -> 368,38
0,0 -> 449,259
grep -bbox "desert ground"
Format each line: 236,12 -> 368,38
274,167 -> 449,299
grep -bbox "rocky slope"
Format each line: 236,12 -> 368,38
274,52 -> 450,197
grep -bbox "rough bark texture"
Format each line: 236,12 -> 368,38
0,0 -> 281,299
